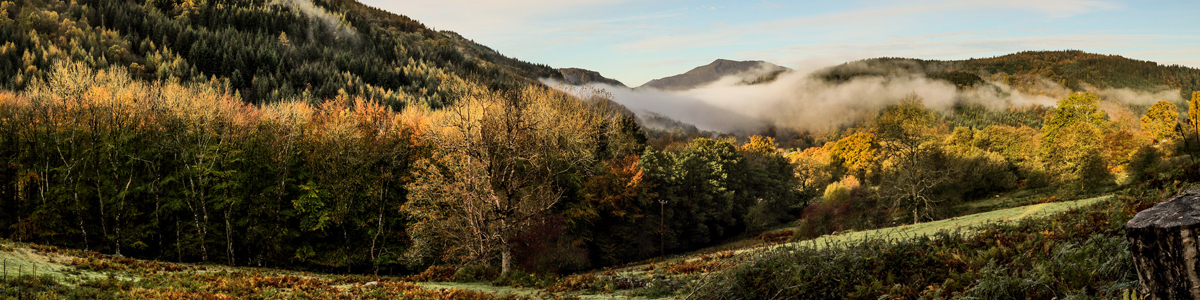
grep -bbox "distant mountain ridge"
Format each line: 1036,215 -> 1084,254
817,50 -> 1200,100
639,59 -> 790,91
558,68 -> 628,88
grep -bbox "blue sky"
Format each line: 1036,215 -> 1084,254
363,0 -> 1199,87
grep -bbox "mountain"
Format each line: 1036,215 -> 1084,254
817,50 -> 1200,100
558,68 -> 628,88
639,59 -> 790,91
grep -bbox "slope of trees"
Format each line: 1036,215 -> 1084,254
0,62 -> 430,272
0,61 -> 807,275
0,0 -> 558,108
819,50 -> 1200,100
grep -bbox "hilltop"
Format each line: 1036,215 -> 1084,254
638,59 -> 789,91
558,68 -> 628,88
818,50 -> 1200,100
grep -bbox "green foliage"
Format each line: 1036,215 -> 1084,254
822,181 -> 852,204
1042,92 -> 1108,144
491,269 -> 558,288
1127,145 -> 1164,184
0,0 -> 559,108
1038,93 -> 1115,194
452,264 -> 500,283
821,50 -> 1200,101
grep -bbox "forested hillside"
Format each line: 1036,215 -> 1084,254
819,50 -> 1200,100
0,0 -> 558,109
0,0 -> 808,276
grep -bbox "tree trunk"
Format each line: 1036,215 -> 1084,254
501,245 -> 512,276
1126,188 -> 1200,299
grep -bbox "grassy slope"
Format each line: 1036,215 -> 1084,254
774,195 -> 1112,252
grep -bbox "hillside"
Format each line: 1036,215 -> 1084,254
638,59 -> 789,91
0,0 -> 559,108
558,68 -> 628,88
818,50 -> 1200,100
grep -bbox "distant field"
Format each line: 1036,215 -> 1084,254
589,194 -> 1116,299
612,194 -> 1113,274
766,194 -> 1113,252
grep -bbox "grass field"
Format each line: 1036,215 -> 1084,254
769,194 -> 1112,252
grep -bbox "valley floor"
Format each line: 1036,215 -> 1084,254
0,194 -> 1116,299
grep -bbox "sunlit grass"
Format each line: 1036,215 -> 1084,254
763,194 -> 1112,252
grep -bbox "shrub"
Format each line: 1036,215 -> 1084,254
451,264 -> 499,282
491,269 -> 558,288
822,176 -> 859,204
409,265 -> 458,282
1126,145 -> 1163,184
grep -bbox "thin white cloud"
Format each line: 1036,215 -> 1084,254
612,0 -> 1119,54
739,32 -> 1197,67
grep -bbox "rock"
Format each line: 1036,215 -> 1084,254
1126,188 -> 1200,299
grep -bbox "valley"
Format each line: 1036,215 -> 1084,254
0,0 -> 1197,299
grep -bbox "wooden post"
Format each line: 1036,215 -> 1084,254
1126,188 -> 1200,299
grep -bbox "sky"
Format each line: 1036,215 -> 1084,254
362,0 -> 1200,88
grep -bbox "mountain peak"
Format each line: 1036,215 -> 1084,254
638,59 -> 788,91
558,68 -> 628,88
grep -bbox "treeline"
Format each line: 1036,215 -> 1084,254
786,91 -> 1200,237
820,50 -> 1200,100
0,0 -> 558,108
0,62 -> 431,272
0,63 -> 805,275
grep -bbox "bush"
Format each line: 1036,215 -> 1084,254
795,186 -> 887,239
409,265 -> 457,282
491,269 -> 559,288
822,176 -> 859,204
627,278 -> 681,298
451,264 -> 499,282
1126,145 -> 1163,184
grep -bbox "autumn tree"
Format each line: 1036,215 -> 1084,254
738,135 -> 800,231
1189,91 -> 1200,152
828,132 -> 879,180
1042,92 -> 1107,144
404,87 -> 598,275
1140,100 -> 1179,143
788,146 -> 836,200
1040,92 -> 1113,192
873,94 -> 947,223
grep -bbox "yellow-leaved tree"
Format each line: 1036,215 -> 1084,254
1140,100 -> 1179,143
1040,92 -> 1113,193
1189,91 -> 1200,151
403,86 -> 599,275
